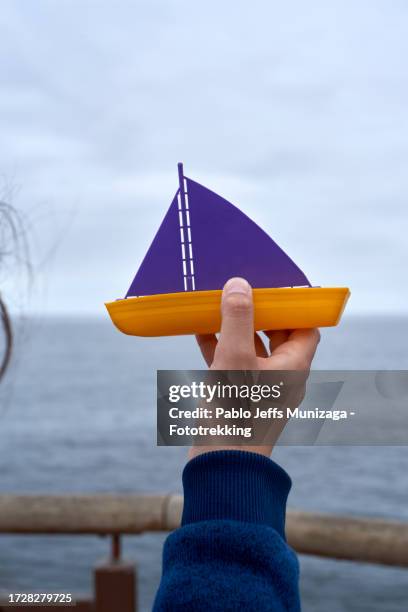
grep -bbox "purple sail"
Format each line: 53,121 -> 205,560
126,163 -> 310,297
126,192 -> 185,296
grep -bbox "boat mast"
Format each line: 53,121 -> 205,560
177,163 -> 195,291
178,162 -> 186,210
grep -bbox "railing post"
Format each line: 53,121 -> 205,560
94,534 -> 137,612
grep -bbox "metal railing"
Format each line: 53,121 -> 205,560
0,494 -> 407,611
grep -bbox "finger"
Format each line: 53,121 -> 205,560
215,277 -> 255,361
267,328 -> 320,370
263,330 -> 290,353
254,332 -> 268,358
196,334 -> 217,367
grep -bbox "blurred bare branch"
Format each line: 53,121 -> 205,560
0,295 -> 12,381
0,199 -> 31,379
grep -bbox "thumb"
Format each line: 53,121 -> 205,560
215,277 -> 256,365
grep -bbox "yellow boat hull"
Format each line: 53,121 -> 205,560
105,287 -> 350,337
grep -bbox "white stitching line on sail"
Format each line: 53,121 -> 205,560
177,185 -> 196,291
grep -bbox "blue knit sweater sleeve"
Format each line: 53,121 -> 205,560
153,450 -> 300,611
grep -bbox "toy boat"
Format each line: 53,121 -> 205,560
106,163 -> 350,336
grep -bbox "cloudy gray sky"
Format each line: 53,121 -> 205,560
1,0 -> 407,315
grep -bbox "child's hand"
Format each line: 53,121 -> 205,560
190,277 -> 320,459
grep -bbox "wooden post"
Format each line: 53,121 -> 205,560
94,563 -> 136,612
94,534 -> 136,612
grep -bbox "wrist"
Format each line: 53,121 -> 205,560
189,444 -> 273,460
182,450 -> 292,536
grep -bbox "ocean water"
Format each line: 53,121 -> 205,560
0,315 -> 407,611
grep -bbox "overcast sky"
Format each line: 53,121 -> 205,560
1,0 -> 407,315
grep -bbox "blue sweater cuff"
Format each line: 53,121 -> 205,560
181,450 -> 291,538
